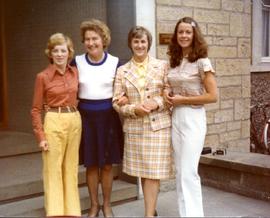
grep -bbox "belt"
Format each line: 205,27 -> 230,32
47,106 -> 78,113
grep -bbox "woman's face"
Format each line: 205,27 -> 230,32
131,34 -> 149,61
84,30 -> 104,60
51,43 -> 69,68
177,22 -> 194,50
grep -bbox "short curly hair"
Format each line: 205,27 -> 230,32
45,33 -> 74,64
80,19 -> 111,49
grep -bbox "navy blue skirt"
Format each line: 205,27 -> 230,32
78,99 -> 123,167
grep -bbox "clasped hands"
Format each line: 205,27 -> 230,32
134,99 -> 158,117
116,94 -> 158,117
163,90 -> 185,106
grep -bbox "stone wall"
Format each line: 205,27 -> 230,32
156,0 -> 251,152
199,151 -> 270,201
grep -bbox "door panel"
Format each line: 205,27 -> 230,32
0,1 -> 8,129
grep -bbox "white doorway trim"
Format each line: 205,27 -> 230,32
135,0 -> 156,57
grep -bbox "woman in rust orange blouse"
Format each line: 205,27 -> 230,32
31,33 -> 81,217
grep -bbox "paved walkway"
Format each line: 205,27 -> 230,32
111,185 -> 270,217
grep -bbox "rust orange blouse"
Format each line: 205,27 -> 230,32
31,64 -> 79,142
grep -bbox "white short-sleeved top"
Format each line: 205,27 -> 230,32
167,57 -> 215,97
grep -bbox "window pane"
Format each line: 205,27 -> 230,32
262,0 -> 270,57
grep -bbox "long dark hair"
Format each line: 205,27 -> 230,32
167,17 -> 208,68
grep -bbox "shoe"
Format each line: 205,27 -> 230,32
88,205 -> 100,217
101,205 -> 114,217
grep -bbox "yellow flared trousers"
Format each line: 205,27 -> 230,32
43,111 -> 82,216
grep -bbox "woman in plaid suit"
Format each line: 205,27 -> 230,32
113,26 -> 174,217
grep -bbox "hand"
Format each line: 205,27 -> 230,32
143,99 -> 158,111
39,140 -> 49,151
134,104 -> 151,117
117,96 -> 129,106
163,90 -> 173,106
167,94 -> 186,107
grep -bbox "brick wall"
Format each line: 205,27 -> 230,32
156,0 -> 251,152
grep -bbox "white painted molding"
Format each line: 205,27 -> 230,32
135,0 -> 156,57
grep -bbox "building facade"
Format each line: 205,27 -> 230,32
1,0 -> 267,153
156,0 -> 252,152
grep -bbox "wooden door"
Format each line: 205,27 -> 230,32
0,1 -> 8,129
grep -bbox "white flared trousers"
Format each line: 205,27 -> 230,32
172,106 -> 206,217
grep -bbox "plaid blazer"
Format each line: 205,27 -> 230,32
113,56 -> 171,134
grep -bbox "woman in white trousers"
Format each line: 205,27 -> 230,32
164,17 -> 217,217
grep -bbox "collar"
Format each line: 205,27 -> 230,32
85,52 -> 107,66
131,56 -> 149,70
46,64 -> 75,81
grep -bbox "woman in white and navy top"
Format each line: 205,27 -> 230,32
71,19 -> 123,217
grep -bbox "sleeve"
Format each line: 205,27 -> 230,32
198,58 -> 215,80
112,68 -> 137,118
30,73 -> 46,143
164,61 -> 172,94
153,61 -> 169,112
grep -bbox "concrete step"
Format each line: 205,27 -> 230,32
0,153 -> 122,203
0,180 -> 137,216
0,131 -> 39,158
0,131 -> 137,216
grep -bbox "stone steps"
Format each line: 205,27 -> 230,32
0,180 -> 137,217
0,180 -> 136,216
0,131 -> 39,158
0,131 -> 137,216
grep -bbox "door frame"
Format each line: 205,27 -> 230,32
0,0 -> 8,130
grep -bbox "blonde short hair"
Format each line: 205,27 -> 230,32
45,33 -> 74,63
80,19 -> 111,49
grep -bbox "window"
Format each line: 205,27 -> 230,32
262,0 -> 270,58
252,0 -> 270,71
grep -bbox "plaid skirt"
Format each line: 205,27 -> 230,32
123,121 -> 174,179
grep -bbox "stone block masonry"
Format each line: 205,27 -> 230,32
156,0 -> 251,152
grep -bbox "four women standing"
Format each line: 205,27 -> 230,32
31,16 -> 217,217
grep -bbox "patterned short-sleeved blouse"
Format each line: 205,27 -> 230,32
167,57 -> 215,99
